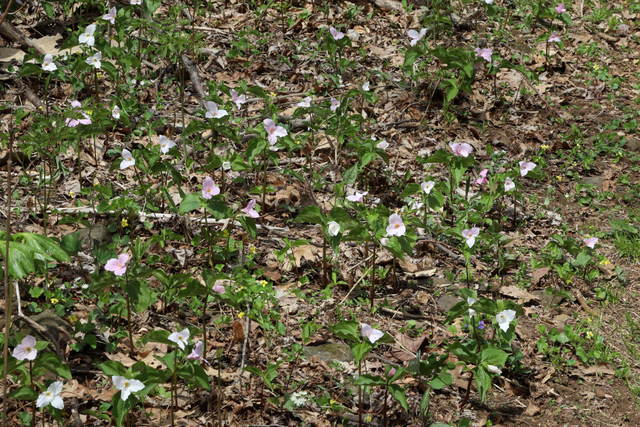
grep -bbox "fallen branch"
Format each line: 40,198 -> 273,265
0,20 -> 46,56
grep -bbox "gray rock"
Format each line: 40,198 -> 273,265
304,342 -> 353,364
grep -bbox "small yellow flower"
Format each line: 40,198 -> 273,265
593,64 -> 600,70
295,140 -> 302,145
556,176 -> 562,181
586,317 -> 592,323
121,218 -> 128,227
586,331 -> 593,339
238,312 -> 245,319
50,298 -> 59,304
365,415 -> 372,423
97,72 -> 103,78
269,92 -> 276,98
259,280 -> 268,287
69,191 -> 74,197
86,110 -> 92,116
250,246 -> 256,254
330,399 -> 337,405
599,258 -> 610,266
93,181 -> 99,186
222,229 -> 229,238
541,145 -> 549,150
69,314 -> 78,322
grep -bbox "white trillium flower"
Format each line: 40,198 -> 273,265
36,381 -> 64,409
79,24 -> 96,46
113,376 -> 145,401
86,51 -> 102,69
362,81 -> 370,91
327,221 -> 340,237
159,136 -> 176,154
112,105 -> 120,119
42,54 -> 57,72
487,365 -> 501,375
495,309 -> 516,332
421,181 -> 435,194
205,101 -> 228,119
120,149 -> 135,169
222,161 -> 231,171
168,328 -> 190,350
467,297 -> 476,316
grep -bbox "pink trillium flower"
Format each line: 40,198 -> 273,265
377,140 -> 389,150
187,341 -> 210,364
407,28 -> 427,46
242,199 -> 260,218
298,96 -> 312,108
462,227 -> 480,248
102,7 -> 117,24
584,237 -> 598,248
263,119 -> 287,145
205,101 -> 228,119
213,283 -> 225,294
330,97 -> 340,112
361,323 -> 384,344
346,191 -> 368,203
475,47 -> 493,62
504,177 -> 515,192
549,31 -> 561,43
555,3 -> 566,13
42,54 -> 56,72
475,169 -> 489,185
519,161 -> 536,177
493,60 -> 500,67
380,237 -> 389,247
66,100 -> 92,127
450,142 -> 473,157
120,149 -> 135,169
230,89 -> 246,109
202,177 -> 220,199
388,367 -> 396,377
386,213 -> 406,237
330,27 -> 344,40
13,335 -> 37,361
105,254 -> 129,276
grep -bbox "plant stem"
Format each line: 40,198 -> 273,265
2,117 -> 14,427
370,244 -> 376,310
358,359 -> 363,427
171,350 -> 177,427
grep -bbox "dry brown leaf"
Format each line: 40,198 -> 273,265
500,285 -> 538,303
233,320 -> 244,342
533,267 -> 550,286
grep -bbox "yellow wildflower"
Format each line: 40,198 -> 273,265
593,64 -> 600,70
50,298 -> 59,304
121,218 -> 128,227
238,312 -> 245,319
69,191 -> 74,197
250,246 -> 256,254
586,331 -> 593,339
541,145 -> 549,150
259,280 -> 268,287
69,314 -> 78,322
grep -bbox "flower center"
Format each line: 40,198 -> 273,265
124,381 -> 130,387
26,346 -> 31,351
394,224 -> 400,229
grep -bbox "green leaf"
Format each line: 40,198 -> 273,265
236,216 -> 257,239
401,183 -> 421,198
61,231 -> 83,256
343,163 -> 358,185
353,374 -> 386,386
179,193 -> 202,215
328,320 -> 360,341
403,46 -> 425,67
389,384 -> 408,411
9,385 -> 38,400
293,206 -> 325,225
473,366 -> 492,402
141,330 -> 173,347
350,341 -> 372,364
0,240 -> 35,279
183,120 -> 210,138
112,391 -> 137,427
36,352 -> 72,379
177,363 -> 212,390
480,346 -> 508,366
100,361 -> 126,377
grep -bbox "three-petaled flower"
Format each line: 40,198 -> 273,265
450,142 -> 473,157
242,199 -> 260,218
105,253 -> 129,276
386,213 -> 406,237
42,54 -> 56,72
584,236 -> 598,248
504,177 -> 515,192
263,119 -> 287,146
297,96 -> 312,108
361,323 -> 384,344
555,3 -> 566,13
205,101 -> 228,119
120,149 -> 135,169
495,309 -> 516,332
330,97 -> 340,112
421,181 -> 435,194
36,381 -> 64,409
230,89 -> 246,109
79,25 -> 96,46
86,51 -> 102,69
168,328 -> 190,350
13,335 -> 37,361
330,27 -> 344,40
362,81 -> 370,91
102,6 -> 117,24
112,105 -> 120,119
187,341 -> 210,364
549,31 -> 561,43
475,47 -> 493,62
202,177 -> 220,199
346,191 -> 367,203
327,221 -> 340,237
462,227 -> 480,248
113,376 -> 144,401
407,28 -> 427,46
519,161 -> 536,177
159,136 -> 176,154
475,169 -> 489,186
